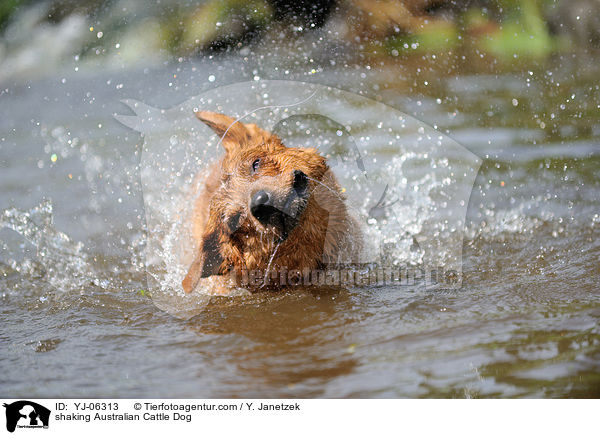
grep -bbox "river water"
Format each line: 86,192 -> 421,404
1,53 -> 599,398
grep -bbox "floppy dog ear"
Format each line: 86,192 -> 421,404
195,111 -> 252,154
195,111 -> 277,154
182,230 -> 224,293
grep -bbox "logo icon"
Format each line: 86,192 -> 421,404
116,80 -> 481,318
3,401 -> 50,433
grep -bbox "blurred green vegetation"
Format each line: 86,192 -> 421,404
165,0 -> 272,53
381,0 -> 572,60
0,0 -> 25,29
483,0 -> 556,57
0,0 -> 596,66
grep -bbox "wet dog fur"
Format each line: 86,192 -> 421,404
182,111 -> 360,294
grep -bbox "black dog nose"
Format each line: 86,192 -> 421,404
250,190 -> 276,223
251,190 -> 270,208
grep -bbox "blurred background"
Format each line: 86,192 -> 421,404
1,0 -> 599,83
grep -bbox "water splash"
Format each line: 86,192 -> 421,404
0,200 -> 95,292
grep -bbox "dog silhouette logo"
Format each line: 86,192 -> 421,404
3,401 -> 50,432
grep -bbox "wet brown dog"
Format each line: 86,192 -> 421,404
182,111 -> 361,294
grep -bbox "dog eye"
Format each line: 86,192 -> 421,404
251,158 -> 261,174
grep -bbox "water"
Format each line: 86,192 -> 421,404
1,54 -> 599,398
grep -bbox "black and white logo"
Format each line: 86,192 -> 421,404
3,401 -> 50,432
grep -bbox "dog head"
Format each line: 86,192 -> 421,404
182,111 -> 333,293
